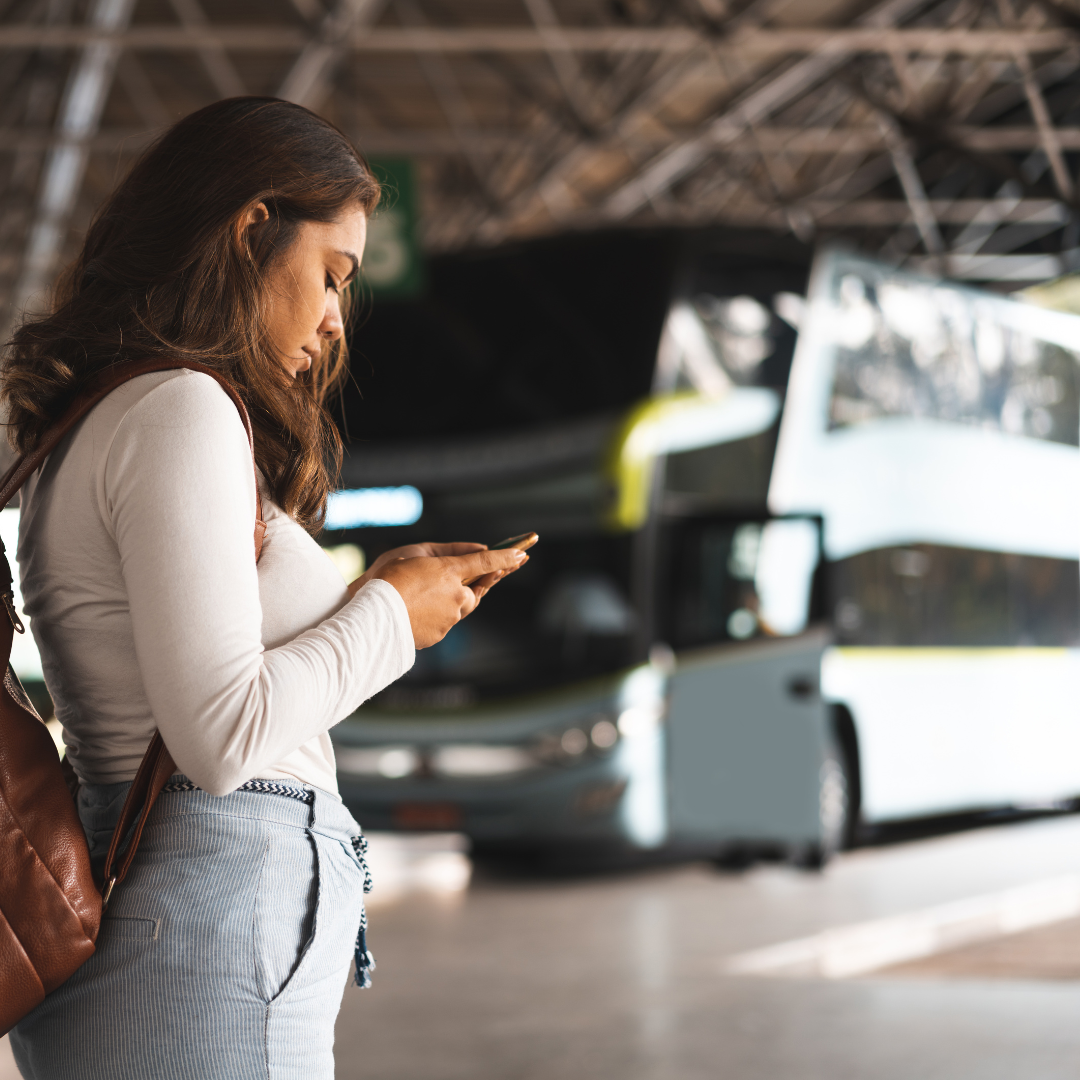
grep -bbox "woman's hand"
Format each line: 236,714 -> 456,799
351,548 -> 528,649
346,541 -> 488,596
361,541 -> 486,582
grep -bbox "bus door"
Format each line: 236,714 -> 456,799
655,513 -> 838,854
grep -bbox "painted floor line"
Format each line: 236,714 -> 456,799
723,874 -> 1080,979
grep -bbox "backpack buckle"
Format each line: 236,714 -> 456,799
2,591 -> 25,634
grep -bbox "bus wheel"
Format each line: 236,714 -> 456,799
789,747 -> 852,871
711,843 -> 756,871
790,840 -> 827,871
818,745 -> 852,860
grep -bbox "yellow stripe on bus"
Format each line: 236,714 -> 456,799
830,646 -> 1072,660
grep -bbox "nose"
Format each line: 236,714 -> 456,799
320,291 -> 344,342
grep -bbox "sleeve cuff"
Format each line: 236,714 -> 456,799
358,577 -> 416,676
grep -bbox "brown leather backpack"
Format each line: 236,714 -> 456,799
0,358 -> 265,1035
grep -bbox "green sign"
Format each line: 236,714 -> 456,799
364,157 -> 422,298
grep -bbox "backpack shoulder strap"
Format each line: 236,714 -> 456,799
0,358 -> 268,906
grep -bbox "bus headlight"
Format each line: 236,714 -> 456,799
617,703 -> 665,738
533,715 -> 622,764
431,744 -> 537,778
337,745 -> 422,778
590,719 -> 619,748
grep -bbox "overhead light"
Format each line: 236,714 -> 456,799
325,486 -> 423,530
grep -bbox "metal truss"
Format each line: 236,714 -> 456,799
3,0 -> 1080,325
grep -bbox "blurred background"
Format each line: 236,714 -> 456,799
6,0 -> 1080,1077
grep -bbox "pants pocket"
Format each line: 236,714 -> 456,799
254,823 -> 319,1004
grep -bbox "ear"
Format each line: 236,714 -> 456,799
238,201 -> 270,252
243,201 -> 270,228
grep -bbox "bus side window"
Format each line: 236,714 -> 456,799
659,521 -> 761,649
660,517 -> 821,651
831,545 -> 1080,647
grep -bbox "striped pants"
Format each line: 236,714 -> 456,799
11,777 -> 368,1080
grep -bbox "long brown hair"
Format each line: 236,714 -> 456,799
2,97 -> 380,531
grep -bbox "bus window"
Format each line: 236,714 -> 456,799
693,294 -> 775,384
756,519 -> 820,635
828,267 -> 1080,446
831,545 -> 1080,647
658,516 -> 820,651
663,425 -> 779,510
771,250 -> 1080,564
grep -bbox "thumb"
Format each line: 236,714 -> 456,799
451,548 -> 527,584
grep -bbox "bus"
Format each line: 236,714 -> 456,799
327,234 -> 1080,864
773,249 -> 1080,827
327,231 -> 833,863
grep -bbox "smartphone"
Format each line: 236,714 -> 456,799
489,532 -> 539,552
467,532 -> 538,589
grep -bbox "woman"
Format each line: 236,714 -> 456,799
3,97 -> 525,1079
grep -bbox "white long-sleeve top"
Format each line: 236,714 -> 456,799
12,367 -> 414,796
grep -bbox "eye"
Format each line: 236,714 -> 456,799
326,273 -> 339,294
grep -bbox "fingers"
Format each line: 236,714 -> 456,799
449,548 -> 527,583
369,546 -> 532,649
471,559 -> 527,594
428,542 -> 488,557
371,541 -> 485,567
468,570 -> 502,595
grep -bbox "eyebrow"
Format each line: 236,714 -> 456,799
336,250 -> 359,284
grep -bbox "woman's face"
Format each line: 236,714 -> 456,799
254,202 -> 368,378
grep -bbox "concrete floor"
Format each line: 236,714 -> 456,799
4,815 -> 1080,1078
884,916 -> 1080,980
334,815 -> 1080,1080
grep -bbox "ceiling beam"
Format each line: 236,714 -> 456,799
735,197 -> 1070,225
8,124 -> 1080,157
277,0 -> 386,109
11,0 -> 135,319
417,196 -> 1070,255
0,127 -> 488,152
520,0 -> 599,130
877,110 -> 944,258
600,0 -> 935,221
482,46 -> 720,235
167,0 -> 245,99
394,0 -> 494,198
706,126 -> 1080,152
550,198 -> 1070,228
997,0 -> 1074,201
1016,47 -> 1074,199
0,25 -> 1074,55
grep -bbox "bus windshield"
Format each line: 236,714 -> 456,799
369,532 -> 637,707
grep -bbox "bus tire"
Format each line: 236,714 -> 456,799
711,843 -> 756,871
790,747 -> 848,872
790,840 -> 827,871
818,745 -> 850,862
829,704 -> 862,850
